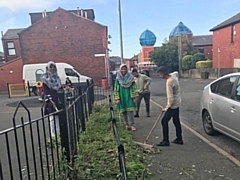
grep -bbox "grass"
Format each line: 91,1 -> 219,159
53,105 -> 156,180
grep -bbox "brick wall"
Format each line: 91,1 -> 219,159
0,58 -> 23,91
2,39 -> 21,62
212,23 -> 240,68
19,8 -> 107,85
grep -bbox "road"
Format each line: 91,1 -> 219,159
150,77 -> 240,161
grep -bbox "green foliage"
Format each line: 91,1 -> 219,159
181,55 -> 192,70
150,42 -> 178,72
150,36 -> 197,72
54,105 -> 155,180
192,53 -> 206,68
196,59 -> 212,69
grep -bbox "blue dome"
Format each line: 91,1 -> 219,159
169,22 -> 192,38
139,29 -> 156,46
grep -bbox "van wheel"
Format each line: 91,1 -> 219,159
32,87 -> 38,96
202,111 -> 217,135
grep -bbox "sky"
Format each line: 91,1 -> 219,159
0,0 -> 240,58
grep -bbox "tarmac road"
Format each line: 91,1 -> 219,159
133,77 -> 240,180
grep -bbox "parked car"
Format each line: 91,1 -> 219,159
200,72 -> 240,142
139,70 -> 150,77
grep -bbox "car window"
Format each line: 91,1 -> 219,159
233,78 -> 240,101
210,76 -> 237,98
65,68 -> 76,76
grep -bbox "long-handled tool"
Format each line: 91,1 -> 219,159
135,110 -> 164,149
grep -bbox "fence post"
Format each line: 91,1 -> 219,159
27,81 -> 31,97
78,86 -> 86,131
7,82 -> 10,98
87,80 -> 92,115
0,159 -> 3,180
91,79 -> 95,105
58,89 -> 70,162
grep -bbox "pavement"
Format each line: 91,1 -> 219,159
132,101 -> 240,180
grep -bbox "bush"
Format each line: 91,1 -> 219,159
192,53 -> 206,68
196,59 -> 212,69
181,55 -> 192,70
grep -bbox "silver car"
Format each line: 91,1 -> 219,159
200,72 -> 240,142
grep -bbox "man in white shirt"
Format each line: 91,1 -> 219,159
156,66 -> 183,146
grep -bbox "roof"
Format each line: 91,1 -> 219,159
192,35 -> 212,46
210,12 -> 240,31
29,9 -> 95,24
2,28 -> 25,39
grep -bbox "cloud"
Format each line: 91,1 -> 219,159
0,0 -> 54,11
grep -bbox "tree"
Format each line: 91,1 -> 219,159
150,42 -> 178,72
150,35 -> 197,72
192,53 -> 206,68
182,55 -> 192,70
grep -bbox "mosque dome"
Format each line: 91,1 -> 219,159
169,22 -> 192,38
139,29 -> 156,46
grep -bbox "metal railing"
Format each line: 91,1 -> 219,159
0,79 -> 110,180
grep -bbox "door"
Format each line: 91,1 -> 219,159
228,77 -> 240,140
209,76 -> 238,132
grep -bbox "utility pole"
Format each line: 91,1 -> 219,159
118,0 -> 124,64
177,26 -> 182,78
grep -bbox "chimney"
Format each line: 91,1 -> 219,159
77,7 -> 80,16
84,11 -> 88,19
80,9 -> 83,17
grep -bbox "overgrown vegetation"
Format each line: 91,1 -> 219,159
53,105 -> 155,180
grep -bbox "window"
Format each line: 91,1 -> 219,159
231,25 -> 235,43
233,78 -> 240,101
198,47 -> 204,53
211,76 -> 237,98
7,42 -> 16,56
65,68 -> 78,77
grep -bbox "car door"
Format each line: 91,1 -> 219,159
228,76 -> 240,140
209,76 -> 237,132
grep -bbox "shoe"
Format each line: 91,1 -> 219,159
147,113 -> 150,117
156,140 -> 170,146
131,126 -> 136,131
134,114 -> 139,118
171,139 -> 183,145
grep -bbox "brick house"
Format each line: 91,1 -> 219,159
192,35 -> 213,60
2,29 -> 24,62
0,7 -> 107,91
210,12 -> 240,68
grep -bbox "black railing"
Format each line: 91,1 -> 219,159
109,95 -> 129,180
0,79 -> 113,180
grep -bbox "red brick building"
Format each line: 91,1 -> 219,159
210,13 -> 240,68
0,7 -> 108,91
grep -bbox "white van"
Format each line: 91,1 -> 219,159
23,62 -> 91,95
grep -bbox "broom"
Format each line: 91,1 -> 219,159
134,111 -> 164,149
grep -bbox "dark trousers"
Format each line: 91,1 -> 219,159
136,92 -> 150,114
161,108 -> 182,141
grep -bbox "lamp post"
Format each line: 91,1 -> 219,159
118,0 -> 124,64
177,34 -> 182,78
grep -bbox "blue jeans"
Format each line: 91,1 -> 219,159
161,108 -> 182,141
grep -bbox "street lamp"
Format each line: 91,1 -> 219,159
177,34 -> 182,78
118,0 -> 124,64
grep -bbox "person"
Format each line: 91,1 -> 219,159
156,66 -> 183,146
114,64 -> 138,131
65,77 -> 73,88
132,69 -> 152,117
41,61 -> 62,137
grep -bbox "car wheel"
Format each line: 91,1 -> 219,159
202,111 -> 217,135
32,87 -> 38,96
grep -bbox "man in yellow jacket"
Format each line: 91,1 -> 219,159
132,69 -> 152,117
